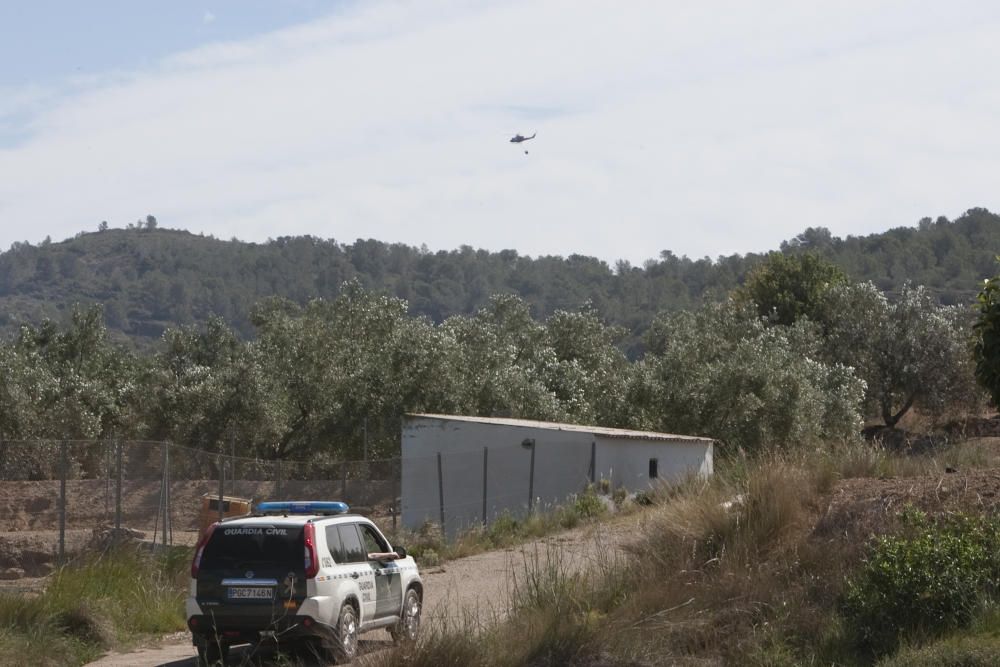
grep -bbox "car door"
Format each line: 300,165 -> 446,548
359,523 -> 402,619
337,523 -> 377,621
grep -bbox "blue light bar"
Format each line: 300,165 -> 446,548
256,501 -> 349,515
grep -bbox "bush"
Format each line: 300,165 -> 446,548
418,548 -> 441,567
841,509 -> 1000,656
404,521 -> 446,562
571,487 -> 607,520
486,512 -> 521,546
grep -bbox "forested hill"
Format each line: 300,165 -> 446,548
0,207 -> 998,347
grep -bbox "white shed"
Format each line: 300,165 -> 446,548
401,413 -> 713,536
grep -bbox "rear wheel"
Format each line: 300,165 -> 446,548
333,603 -> 359,663
390,588 -> 421,642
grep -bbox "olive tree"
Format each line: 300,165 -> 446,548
150,317 -> 283,455
543,305 -> 632,426
820,282 -> 980,427
441,294 -> 564,422
15,305 -> 142,440
251,282 -> 450,460
637,300 -> 864,452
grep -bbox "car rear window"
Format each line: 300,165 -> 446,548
337,524 -> 367,563
201,524 -> 304,569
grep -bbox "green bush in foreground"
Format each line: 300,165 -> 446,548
0,546 -> 189,667
841,508 -> 1000,657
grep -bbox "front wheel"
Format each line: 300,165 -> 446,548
334,603 -> 359,663
390,588 -> 421,642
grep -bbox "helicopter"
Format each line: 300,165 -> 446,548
509,133 -> 536,143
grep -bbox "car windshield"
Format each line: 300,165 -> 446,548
201,524 -> 304,569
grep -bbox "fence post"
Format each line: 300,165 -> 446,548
230,437 -> 236,497
341,461 -> 348,501
152,468 -> 163,551
115,440 -> 123,531
165,443 -> 172,546
391,457 -> 399,535
437,452 -> 445,534
104,440 -> 111,523
589,441 -> 596,484
528,441 -> 536,513
482,447 -> 489,526
162,443 -> 170,547
218,455 -> 225,523
58,440 -> 67,565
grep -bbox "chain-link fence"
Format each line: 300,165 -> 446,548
0,440 -> 403,579
0,438 -> 601,580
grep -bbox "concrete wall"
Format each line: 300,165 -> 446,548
401,416 -> 712,536
595,436 -> 713,490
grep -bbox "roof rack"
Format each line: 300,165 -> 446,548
255,501 -> 350,516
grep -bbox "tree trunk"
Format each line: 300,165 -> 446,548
882,394 -> 915,428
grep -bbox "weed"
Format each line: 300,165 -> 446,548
0,545 -> 189,666
570,487 -> 608,520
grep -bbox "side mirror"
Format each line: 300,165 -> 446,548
394,545 -> 407,559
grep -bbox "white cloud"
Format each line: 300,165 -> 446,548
2,0 -> 1000,263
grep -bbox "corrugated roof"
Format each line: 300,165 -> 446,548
404,413 -> 713,445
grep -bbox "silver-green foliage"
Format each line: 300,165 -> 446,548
441,296 -> 632,426
637,299 -> 864,451
820,282 -> 980,426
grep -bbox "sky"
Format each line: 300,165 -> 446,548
2,0 -> 1000,265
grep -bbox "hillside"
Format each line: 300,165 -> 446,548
0,207 -> 998,347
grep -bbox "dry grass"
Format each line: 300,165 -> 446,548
0,545 -> 189,666
370,434 -> 1000,667
612,453 -> 853,665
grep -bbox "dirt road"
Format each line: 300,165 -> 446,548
85,518 -> 633,667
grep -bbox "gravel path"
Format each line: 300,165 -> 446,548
84,517 -> 633,667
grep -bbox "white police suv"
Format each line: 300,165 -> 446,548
186,501 -> 422,665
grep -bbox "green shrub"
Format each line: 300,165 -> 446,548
841,508 -> 1000,656
419,549 -> 441,567
571,488 -> 607,520
404,521 -> 446,561
487,512 -> 520,546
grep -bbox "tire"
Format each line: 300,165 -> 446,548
197,641 -> 228,666
333,603 -> 360,663
390,588 -> 421,643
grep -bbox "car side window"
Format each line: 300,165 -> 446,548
359,524 -> 389,555
325,525 -> 345,562
337,524 -> 366,563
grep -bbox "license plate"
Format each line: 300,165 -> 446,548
227,587 -> 273,600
